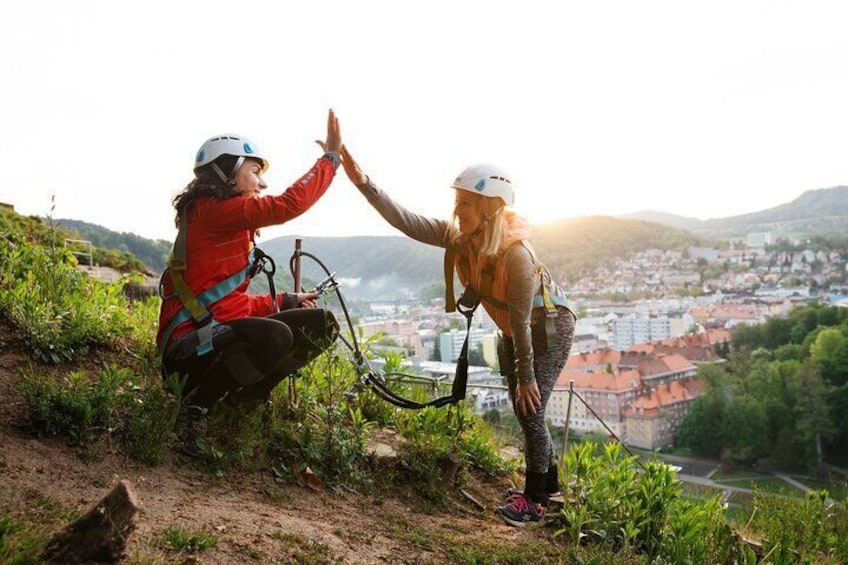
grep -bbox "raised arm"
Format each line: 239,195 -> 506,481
340,145 -> 450,249
210,110 -> 341,231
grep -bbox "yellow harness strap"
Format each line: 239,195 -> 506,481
168,211 -> 213,325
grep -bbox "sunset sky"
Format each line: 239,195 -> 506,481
2,1 -> 847,243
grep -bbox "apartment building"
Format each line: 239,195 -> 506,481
550,348 -> 702,449
625,378 -> 703,449
439,327 -> 491,363
611,316 -> 673,350
551,367 -> 642,437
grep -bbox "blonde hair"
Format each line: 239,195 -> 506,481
448,196 -> 507,256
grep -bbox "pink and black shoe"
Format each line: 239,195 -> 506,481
499,492 -> 544,527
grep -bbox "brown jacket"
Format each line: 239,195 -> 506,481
356,179 -> 546,383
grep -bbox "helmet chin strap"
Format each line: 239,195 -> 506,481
468,205 -> 505,243
210,163 -> 229,184
211,156 -> 246,188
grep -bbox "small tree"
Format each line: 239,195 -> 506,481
430,335 -> 441,362
468,342 -> 487,367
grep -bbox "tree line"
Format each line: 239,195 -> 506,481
678,303 -> 848,472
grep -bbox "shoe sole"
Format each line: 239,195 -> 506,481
501,514 -> 541,527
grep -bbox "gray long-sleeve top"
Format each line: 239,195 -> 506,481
356,179 -> 541,384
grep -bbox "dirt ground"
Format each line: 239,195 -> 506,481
0,337 -> 551,564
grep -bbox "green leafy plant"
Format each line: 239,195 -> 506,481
269,346 -> 376,490
745,489 -> 847,563
18,365 -> 179,464
554,441 -> 741,562
0,239 -> 150,363
122,373 -> 182,465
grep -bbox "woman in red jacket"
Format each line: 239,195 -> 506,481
158,110 -> 341,413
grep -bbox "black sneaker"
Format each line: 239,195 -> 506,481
500,493 -> 544,527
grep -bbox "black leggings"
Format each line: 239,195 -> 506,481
163,308 -> 339,409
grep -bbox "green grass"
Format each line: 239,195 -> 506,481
159,526 -> 217,554
680,482 -> 726,499
0,494 -> 79,565
745,477 -> 805,497
790,475 -> 848,500
269,531 -> 337,564
713,472 -> 808,497
711,470 -> 770,482
18,365 -> 181,464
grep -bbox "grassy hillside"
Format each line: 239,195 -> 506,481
1,212 -> 845,563
0,207 -> 152,274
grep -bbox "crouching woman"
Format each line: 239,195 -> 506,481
157,111 -> 341,418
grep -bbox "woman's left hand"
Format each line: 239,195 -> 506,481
296,291 -> 319,308
339,145 -> 369,186
516,380 -> 542,417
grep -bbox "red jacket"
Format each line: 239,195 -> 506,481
157,156 -> 336,351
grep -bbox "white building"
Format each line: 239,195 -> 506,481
611,316 -> 672,350
439,327 -> 492,363
746,232 -> 774,248
688,247 -> 721,263
468,386 -> 510,413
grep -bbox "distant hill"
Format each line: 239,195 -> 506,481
259,236 -> 443,300
621,210 -> 705,231
4,208 -> 696,299
261,216 -> 700,298
54,218 -> 172,273
625,185 -> 848,238
532,216 -> 700,280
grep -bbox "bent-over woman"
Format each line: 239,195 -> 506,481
338,146 -> 575,526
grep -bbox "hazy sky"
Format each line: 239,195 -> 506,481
2,1 -> 847,244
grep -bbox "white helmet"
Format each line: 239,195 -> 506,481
194,134 -> 269,182
450,163 -> 514,207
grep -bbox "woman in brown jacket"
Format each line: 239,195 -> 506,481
337,146 -> 575,526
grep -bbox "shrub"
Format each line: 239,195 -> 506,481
554,441 -> 741,562
746,489 -> 848,563
268,347 -> 376,490
18,365 -> 179,464
0,240 -> 153,363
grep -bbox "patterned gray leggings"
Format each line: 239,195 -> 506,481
502,307 -> 576,475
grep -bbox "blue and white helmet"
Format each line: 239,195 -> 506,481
194,134 -> 269,180
451,163 -> 514,207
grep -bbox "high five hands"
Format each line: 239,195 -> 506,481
322,109 -> 342,155
339,145 -> 368,186
315,110 -> 368,187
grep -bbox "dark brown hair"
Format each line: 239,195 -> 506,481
172,155 -> 239,228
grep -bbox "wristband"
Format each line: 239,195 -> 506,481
323,151 -> 341,168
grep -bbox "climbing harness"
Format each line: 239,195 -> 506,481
290,240 -> 473,410
157,212 -> 279,360
444,241 -> 574,352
